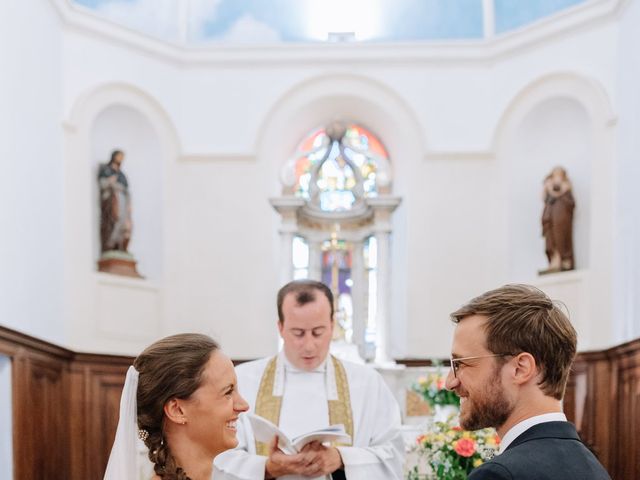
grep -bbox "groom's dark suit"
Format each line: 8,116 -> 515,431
469,422 -> 611,480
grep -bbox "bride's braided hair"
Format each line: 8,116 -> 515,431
133,333 -> 219,479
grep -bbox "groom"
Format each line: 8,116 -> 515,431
445,284 -> 610,480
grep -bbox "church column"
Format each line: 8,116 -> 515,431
308,239 -> 323,281
269,197 -> 305,285
279,230 -> 295,284
350,239 -> 366,356
368,197 -> 402,364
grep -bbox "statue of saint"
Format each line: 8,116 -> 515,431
97,150 -> 140,277
541,166 -> 575,273
98,150 -> 132,253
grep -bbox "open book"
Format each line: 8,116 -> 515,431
247,413 -> 351,455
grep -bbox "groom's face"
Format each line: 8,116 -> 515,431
445,315 -> 514,432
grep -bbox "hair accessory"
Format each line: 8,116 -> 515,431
138,429 -> 149,441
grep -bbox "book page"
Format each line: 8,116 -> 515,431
291,425 -> 351,451
247,413 -> 297,454
247,414 -> 352,454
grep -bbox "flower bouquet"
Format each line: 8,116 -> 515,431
412,369 -> 460,408
406,419 -> 500,480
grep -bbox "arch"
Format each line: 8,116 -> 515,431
62,82 -> 182,350
493,72 -> 616,150
66,82 -> 181,154
493,71 -> 617,348
64,82 -> 180,276
259,73 -> 416,361
254,72 -> 427,193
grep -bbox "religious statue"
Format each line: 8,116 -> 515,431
540,166 -> 575,274
99,150 -> 131,252
97,150 -> 141,277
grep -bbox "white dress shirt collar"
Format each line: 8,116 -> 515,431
498,412 -> 567,453
274,351 -> 337,399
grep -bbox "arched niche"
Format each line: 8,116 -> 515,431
494,72 -> 615,277
64,83 -> 179,353
90,105 -> 164,280
256,73 -> 425,361
494,72 -> 616,348
507,97 -> 592,277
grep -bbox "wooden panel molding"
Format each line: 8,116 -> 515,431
11,352 -> 69,480
564,338 -> 640,479
0,326 -> 133,480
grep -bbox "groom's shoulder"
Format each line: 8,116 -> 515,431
468,461 -> 512,480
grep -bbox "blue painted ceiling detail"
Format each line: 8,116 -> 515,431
72,0 -> 587,44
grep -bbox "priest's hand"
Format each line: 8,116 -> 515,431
264,438 -> 344,478
265,437 -> 331,479
300,441 -> 344,475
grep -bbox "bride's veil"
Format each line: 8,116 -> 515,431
103,366 -> 140,480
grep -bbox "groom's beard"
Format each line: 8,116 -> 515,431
458,369 -> 513,431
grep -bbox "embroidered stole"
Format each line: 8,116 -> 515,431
254,355 -> 354,456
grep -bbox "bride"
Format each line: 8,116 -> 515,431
104,333 -> 248,480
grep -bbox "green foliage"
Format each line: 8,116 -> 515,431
411,367 -> 460,408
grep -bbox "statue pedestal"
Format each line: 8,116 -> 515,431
97,251 -> 142,278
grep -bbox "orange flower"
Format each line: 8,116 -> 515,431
416,435 -> 426,444
452,426 -> 462,431
453,438 -> 476,457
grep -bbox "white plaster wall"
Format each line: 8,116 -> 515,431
614,0 -> 640,342
404,157 -> 502,357
163,156 -> 281,358
0,0 -> 66,343
3,0 -> 630,359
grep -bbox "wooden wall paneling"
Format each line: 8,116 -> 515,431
0,327 -> 133,480
613,344 -> 640,480
72,354 -> 132,480
11,350 -> 70,480
68,362 -> 89,480
87,366 -> 130,479
564,358 -> 585,428
590,355 -> 614,470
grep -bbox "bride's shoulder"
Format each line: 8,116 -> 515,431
150,476 -> 161,480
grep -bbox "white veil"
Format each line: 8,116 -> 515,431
103,366 -> 140,480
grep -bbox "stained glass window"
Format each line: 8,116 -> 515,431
321,238 -> 353,342
293,124 -> 388,212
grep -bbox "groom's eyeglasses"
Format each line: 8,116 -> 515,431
449,353 -> 517,378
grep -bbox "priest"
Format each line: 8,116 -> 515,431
214,280 -> 404,480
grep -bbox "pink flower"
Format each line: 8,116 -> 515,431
453,438 -> 476,457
